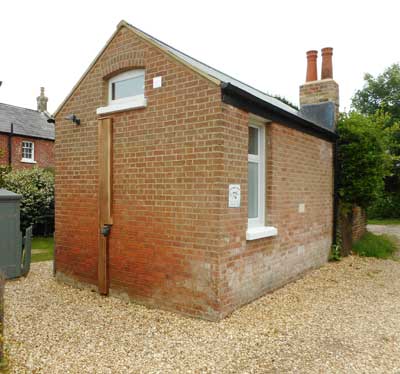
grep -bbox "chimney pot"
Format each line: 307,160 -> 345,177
37,87 -> 48,112
321,47 -> 333,79
306,50 -> 318,82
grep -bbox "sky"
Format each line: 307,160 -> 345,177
0,0 -> 399,114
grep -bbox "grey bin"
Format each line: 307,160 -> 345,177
0,189 -> 32,279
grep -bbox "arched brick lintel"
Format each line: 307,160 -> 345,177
101,51 -> 145,79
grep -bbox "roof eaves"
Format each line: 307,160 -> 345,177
0,130 -> 55,141
221,82 -> 337,142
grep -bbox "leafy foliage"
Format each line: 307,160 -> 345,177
337,112 -> 393,209
272,95 -> 299,110
329,244 -> 341,261
0,166 -> 11,188
367,192 -> 400,219
352,64 -> 400,195
2,168 -> 54,232
352,64 -> 400,124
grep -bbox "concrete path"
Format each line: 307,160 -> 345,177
367,224 -> 400,238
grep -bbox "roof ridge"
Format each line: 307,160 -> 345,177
0,102 -> 42,114
123,21 -> 277,102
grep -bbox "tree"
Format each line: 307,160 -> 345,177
337,112 -> 393,254
352,64 -> 400,194
352,64 -> 400,125
272,94 -> 299,111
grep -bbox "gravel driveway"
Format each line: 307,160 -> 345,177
5,254 -> 400,373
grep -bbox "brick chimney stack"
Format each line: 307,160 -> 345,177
37,87 -> 48,113
299,47 -> 339,123
321,47 -> 333,79
306,50 -> 318,82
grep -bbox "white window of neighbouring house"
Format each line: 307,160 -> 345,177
21,141 -> 35,163
248,123 -> 265,228
97,69 -> 146,115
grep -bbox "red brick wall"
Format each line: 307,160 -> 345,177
0,134 -> 54,169
55,25 -> 224,319
217,103 -> 333,317
351,206 -> 367,242
55,25 -> 334,320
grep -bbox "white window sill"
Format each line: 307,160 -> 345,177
246,226 -> 278,240
21,159 -> 36,164
96,98 -> 147,115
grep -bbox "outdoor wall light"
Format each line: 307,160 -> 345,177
65,114 -> 81,125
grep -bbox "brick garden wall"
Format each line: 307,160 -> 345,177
351,206 -> 367,242
0,134 -> 54,169
55,24 -> 334,320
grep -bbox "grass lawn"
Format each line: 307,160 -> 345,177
31,237 -> 54,263
353,232 -> 397,259
368,218 -> 400,225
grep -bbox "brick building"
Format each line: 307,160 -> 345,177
54,21 -> 339,320
0,88 -> 55,169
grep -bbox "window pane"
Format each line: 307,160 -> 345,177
22,142 -> 33,159
248,161 -> 258,218
248,127 -> 258,155
112,75 -> 144,100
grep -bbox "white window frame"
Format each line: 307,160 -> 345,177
248,123 -> 265,229
21,141 -> 36,163
246,119 -> 277,240
96,69 -> 147,115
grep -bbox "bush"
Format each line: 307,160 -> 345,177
0,166 -> 10,188
337,112 -> 393,209
353,232 -> 397,259
2,168 -> 54,232
367,192 -> 400,219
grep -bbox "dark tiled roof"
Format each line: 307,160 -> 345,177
0,103 -> 54,140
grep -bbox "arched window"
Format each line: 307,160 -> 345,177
109,69 -> 145,104
97,69 -> 146,114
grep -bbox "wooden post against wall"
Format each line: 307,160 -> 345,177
98,117 -> 113,295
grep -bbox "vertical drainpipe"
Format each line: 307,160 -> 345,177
332,139 -> 339,246
8,123 -> 13,166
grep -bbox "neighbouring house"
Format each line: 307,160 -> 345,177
54,20 -> 339,320
0,88 -> 55,169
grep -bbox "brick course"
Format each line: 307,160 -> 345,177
55,25 -> 334,320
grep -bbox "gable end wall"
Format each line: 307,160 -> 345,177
55,26 -> 225,319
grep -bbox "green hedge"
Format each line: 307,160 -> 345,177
1,168 -> 54,232
367,192 -> 400,219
